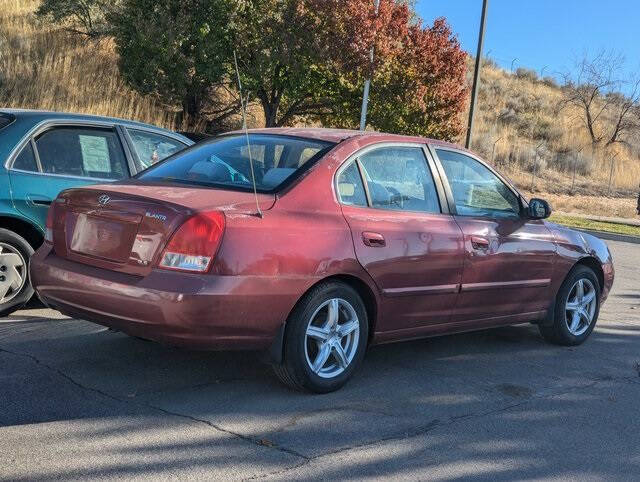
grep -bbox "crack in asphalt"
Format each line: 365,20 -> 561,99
246,374 -> 640,480
2,342 -> 639,481
0,345 -> 309,467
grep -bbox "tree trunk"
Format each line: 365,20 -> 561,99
180,91 -> 203,130
262,101 -> 279,127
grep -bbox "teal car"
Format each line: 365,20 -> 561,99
0,109 -> 192,316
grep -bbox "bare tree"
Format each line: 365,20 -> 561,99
561,51 -> 640,155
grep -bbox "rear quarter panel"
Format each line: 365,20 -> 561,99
211,138 -> 384,333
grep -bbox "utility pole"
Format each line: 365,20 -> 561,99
360,0 -> 381,131
607,151 -> 619,196
465,0 -> 488,149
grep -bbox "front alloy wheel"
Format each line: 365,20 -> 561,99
274,281 -> 368,393
565,278 -> 597,336
539,265 -> 601,346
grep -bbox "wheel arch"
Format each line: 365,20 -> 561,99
0,215 -> 44,249
269,273 -> 380,364
542,255 -> 604,327
575,256 -> 604,291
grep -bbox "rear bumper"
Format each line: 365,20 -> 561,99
30,245 -> 309,351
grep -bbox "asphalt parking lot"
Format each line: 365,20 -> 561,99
1,239 -> 639,480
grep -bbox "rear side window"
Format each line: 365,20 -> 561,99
337,162 -> 367,207
358,147 -> 441,213
13,143 -> 38,172
127,129 -> 187,171
0,113 -> 15,130
35,127 -> 129,179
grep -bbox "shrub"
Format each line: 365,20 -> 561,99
520,149 -> 548,174
552,149 -> 594,176
532,117 -> 563,143
541,76 -> 558,88
515,67 -> 538,82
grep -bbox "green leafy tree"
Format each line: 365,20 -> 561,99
36,0 -> 117,37
231,0 -> 347,127
109,0 -> 236,128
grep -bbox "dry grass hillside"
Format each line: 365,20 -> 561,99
469,62 -> 640,217
1,0 -> 639,218
0,0 -> 176,127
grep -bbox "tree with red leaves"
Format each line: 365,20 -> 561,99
309,0 -> 468,139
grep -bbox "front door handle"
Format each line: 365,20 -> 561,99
470,236 -> 490,250
362,231 -> 386,247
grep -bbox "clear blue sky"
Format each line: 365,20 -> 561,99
416,0 -> 640,81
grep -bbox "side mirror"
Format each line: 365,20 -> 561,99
528,198 -> 552,219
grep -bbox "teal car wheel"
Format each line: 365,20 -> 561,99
0,228 -> 34,317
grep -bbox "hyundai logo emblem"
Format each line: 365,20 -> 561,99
97,194 -> 110,205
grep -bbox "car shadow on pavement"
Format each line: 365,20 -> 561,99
1,313 -> 639,479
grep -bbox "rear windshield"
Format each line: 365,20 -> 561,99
0,113 -> 15,131
137,134 -> 334,192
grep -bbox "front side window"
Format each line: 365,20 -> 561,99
436,149 -> 520,218
357,147 -> 440,213
127,129 -> 187,171
34,127 -> 128,180
138,134 -> 334,192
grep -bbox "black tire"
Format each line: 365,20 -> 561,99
539,265 -> 601,346
273,281 -> 369,393
0,228 -> 35,317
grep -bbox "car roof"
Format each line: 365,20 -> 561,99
0,108 -> 185,139
228,127 -> 466,152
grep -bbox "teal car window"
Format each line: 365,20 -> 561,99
127,129 -> 186,171
35,127 -> 129,180
0,113 -> 15,130
13,143 -> 38,172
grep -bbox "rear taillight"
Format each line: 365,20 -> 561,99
44,204 -> 56,243
158,211 -> 225,272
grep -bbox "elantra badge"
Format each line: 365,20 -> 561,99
97,194 -> 110,205
146,212 -> 167,222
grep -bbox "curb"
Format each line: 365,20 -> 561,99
574,228 -> 640,245
554,211 -> 640,228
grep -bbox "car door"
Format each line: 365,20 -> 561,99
8,125 -> 131,228
431,146 -> 556,326
337,144 -> 464,336
123,128 -> 189,172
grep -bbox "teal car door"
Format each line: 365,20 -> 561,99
8,125 -> 131,228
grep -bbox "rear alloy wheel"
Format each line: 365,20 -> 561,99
274,282 -> 368,393
0,228 -> 35,317
539,265 -> 600,346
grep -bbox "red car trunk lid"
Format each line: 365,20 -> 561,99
51,184 -> 275,276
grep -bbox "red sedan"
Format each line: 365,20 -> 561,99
31,129 -> 614,392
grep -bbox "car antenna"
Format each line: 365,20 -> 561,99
234,50 -> 262,218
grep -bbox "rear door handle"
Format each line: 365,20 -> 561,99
27,195 -> 52,206
470,236 -> 489,250
362,232 -> 386,247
